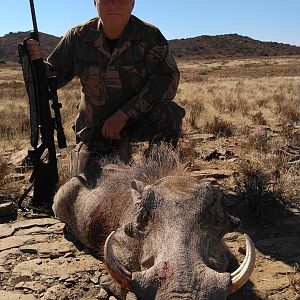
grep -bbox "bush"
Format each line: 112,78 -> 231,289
204,116 -> 235,137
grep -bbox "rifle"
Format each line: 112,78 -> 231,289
18,0 -> 66,213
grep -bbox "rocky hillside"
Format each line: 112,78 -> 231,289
169,34 -> 300,58
0,31 -> 61,63
1,31 -> 300,63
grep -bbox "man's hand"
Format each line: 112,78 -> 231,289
25,39 -> 42,61
101,110 -> 129,140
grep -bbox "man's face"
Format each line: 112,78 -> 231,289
94,0 -> 134,31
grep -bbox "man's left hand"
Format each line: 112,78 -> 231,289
101,110 -> 129,140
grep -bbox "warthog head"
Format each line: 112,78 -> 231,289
53,145 -> 255,299
104,166 -> 255,299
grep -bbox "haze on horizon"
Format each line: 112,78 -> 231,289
0,0 -> 299,46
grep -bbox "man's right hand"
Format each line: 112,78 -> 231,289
25,39 -> 42,61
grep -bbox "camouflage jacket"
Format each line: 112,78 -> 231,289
47,15 -> 180,142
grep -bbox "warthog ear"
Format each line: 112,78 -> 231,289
131,180 -> 145,204
126,180 -> 155,239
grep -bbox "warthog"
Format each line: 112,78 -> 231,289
53,145 -> 255,300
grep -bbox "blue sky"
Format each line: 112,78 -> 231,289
1,0 -> 299,46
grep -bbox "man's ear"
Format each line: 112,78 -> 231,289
132,0 -> 135,10
94,0 -> 97,7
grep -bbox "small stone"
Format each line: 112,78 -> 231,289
65,282 -> 73,288
58,275 -> 69,282
98,288 -> 109,299
191,169 -> 235,179
4,173 -> 25,183
84,276 -> 91,283
83,286 -> 90,292
227,158 -> 238,163
126,292 -> 138,300
47,279 -> 54,285
0,266 -> 8,273
90,271 -> 101,284
65,277 -> 75,284
15,281 -> 25,289
10,148 -> 29,166
64,252 -> 75,258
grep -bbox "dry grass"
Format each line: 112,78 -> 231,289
288,264 -> 300,295
0,57 -> 299,212
233,155 -> 283,214
0,107 -> 30,140
0,156 -> 11,185
204,116 -> 235,137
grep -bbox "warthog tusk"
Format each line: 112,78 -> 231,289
104,231 -> 133,292
229,234 -> 256,293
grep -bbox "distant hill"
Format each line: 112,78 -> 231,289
169,34 -> 300,58
0,31 -> 61,63
1,31 -> 300,63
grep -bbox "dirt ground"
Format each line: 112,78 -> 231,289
1,56 -> 300,299
1,136 -> 299,300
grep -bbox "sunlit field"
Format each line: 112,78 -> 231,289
0,55 -> 299,298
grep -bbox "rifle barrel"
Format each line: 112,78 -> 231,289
29,0 -> 39,42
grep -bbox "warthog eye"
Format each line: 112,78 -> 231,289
196,202 -> 227,229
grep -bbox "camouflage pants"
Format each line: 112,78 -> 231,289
70,100 -> 185,185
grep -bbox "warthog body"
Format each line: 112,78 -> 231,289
53,146 -> 254,300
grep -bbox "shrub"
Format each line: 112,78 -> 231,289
204,116 -> 235,137
251,111 -> 268,125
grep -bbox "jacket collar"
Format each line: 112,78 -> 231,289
85,16 -> 143,61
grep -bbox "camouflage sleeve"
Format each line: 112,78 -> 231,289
120,29 -> 180,119
46,29 -> 76,88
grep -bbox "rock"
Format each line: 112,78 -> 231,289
4,173 -> 25,183
12,256 -> 103,278
227,158 -> 238,163
126,292 -> 138,300
191,169 -> 235,179
0,201 -> 17,217
0,290 -> 37,299
58,274 -> 70,282
14,281 -> 46,292
15,218 -> 61,229
109,297 -> 118,300
204,149 -> 220,161
0,218 -> 62,239
15,223 -> 64,236
65,277 -> 76,284
14,165 -> 32,174
268,262 -> 295,275
0,235 -> 48,251
188,133 -> 215,141
19,238 -> 76,258
63,252 -> 75,258
15,281 -> 26,289
98,288 -> 109,299
0,265 -> 8,273
0,223 -> 16,238
41,284 -> 64,300
0,248 -> 21,267
91,271 -> 101,284
83,285 -> 90,292
64,282 -> 73,288
10,148 -> 29,167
